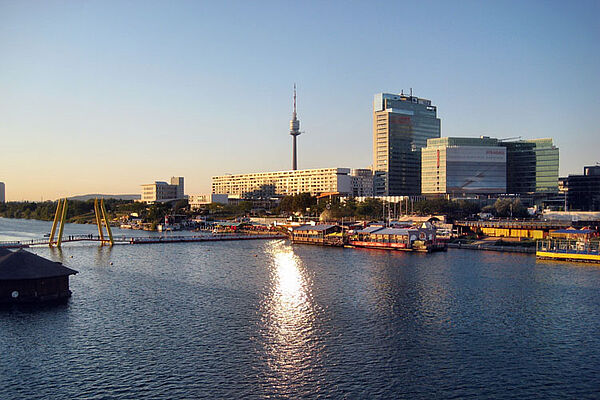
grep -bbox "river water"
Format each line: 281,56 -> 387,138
1,217 -> 599,399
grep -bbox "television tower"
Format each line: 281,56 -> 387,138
290,84 -> 301,170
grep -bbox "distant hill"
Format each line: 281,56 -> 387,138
67,194 -> 141,201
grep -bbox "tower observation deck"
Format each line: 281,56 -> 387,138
290,84 -> 301,170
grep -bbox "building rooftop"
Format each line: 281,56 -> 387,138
212,167 -> 351,179
369,228 -> 413,236
552,229 -> 595,234
294,224 -> 337,232
374,92 -> 435,112
356,226 -> 385,234
426,137 -> 500,148
0,250 -> 78,280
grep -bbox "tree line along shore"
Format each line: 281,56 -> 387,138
0,195 -> 531,230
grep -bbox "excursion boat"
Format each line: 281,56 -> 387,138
348,224 -> 446,253
536,239 -> 600,263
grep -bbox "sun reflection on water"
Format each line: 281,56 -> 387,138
263,240 -> 318,389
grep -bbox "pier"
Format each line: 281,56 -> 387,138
0,233 -> 287,249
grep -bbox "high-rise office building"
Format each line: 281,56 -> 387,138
421,137 -> 506,195
501,139 -> 559,194
373,92 -> 441,196
0,182 -> 4,203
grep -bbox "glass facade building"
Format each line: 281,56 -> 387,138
422,137 -> 506,195
501,139 -> 559,194
564,166 -> 600,211
373,93 -> 441,196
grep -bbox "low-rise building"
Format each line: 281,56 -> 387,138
189,194 -> 229,210
141,176 -> 184,203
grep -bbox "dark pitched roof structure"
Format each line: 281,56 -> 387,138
0,250 -> 78,280
356,226 -> 385,234
370,228 -> 412,236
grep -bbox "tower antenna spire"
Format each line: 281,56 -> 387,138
293,83 -> 297,116
290,84 -> 301,170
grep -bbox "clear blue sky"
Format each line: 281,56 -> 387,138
1,0 -> 598,200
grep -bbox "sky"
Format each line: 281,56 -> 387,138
1,0 -> 599,201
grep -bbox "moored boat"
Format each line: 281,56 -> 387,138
348,224 -> 446,253
536,239 -> 600,263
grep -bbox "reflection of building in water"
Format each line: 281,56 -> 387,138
263,241 -> 316,383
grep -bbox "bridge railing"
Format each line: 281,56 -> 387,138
0,232 -> 287,248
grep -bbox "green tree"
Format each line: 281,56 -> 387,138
173,199 -> 189,212
355,198 -> 383,220
492,198 -> 528,218
292,193 -> 315,213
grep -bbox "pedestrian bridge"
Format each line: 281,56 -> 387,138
0,233 -> 287,249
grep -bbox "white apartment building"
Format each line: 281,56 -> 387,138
189,194 -> 228,210
141,177 -> 185,203
212,168 -> 353,198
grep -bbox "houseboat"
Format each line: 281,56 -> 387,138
291,225 -> 344,246
348,224 -> 446,253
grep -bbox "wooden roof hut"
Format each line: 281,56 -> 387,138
0,249 -> 78,304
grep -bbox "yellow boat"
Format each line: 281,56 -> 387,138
536,239 -> 600,263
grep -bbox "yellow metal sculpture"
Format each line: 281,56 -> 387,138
49,198 -> 113,247
95,198 -> 114,246
49,198 -> 68,247
94,198 -> 105,242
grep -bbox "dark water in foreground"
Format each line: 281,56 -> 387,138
1,218 -> 599,399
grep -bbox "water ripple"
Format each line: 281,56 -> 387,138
0,219 -> 599,398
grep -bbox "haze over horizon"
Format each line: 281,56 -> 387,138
1,1 -> 598,201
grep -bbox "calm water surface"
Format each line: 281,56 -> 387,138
1,218 -> 599,399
